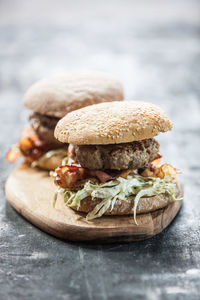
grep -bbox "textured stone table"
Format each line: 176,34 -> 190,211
0,1 -> 200,299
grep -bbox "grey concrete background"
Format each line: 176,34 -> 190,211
0,0 -> 200,299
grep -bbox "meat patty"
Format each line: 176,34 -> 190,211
29,112 -> 62,146
69,139 -> 160,170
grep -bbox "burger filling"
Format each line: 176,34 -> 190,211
69,139 -> 159,170
29,112 -> 62,146
53,140 -> 180,223
6,127 -> 68,168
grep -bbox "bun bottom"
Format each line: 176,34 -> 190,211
32,156 -> 62,171
30,148 -> 68,171
70,193 -> 171,215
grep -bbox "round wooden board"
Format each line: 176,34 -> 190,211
5,165 -> 183,243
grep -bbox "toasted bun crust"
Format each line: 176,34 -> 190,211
23,72 -> 124,118
70,193 -> 171,215
55,101 -> 173,145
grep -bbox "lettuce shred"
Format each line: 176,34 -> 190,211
55,174 -> 181,224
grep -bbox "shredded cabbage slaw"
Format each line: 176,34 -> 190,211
54,174 -> 180,224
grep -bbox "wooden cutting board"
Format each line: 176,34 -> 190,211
5,164 -> 183,242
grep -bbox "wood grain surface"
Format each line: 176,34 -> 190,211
5,165 -> 183,242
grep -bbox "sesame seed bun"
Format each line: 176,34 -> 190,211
55,101 -> 173,145
23,72 -> 124,118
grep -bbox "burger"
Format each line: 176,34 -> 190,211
53,101 -> 181,223
6,72 -> 124,170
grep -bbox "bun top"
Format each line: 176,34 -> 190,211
55,101 -> 173,145
23,72 -> 124,118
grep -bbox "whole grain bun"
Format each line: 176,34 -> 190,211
69,193 -> 171,215
23,72 -> 124,118
55,101 -> 173,145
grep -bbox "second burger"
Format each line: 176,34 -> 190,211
6,72 -> 123,170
